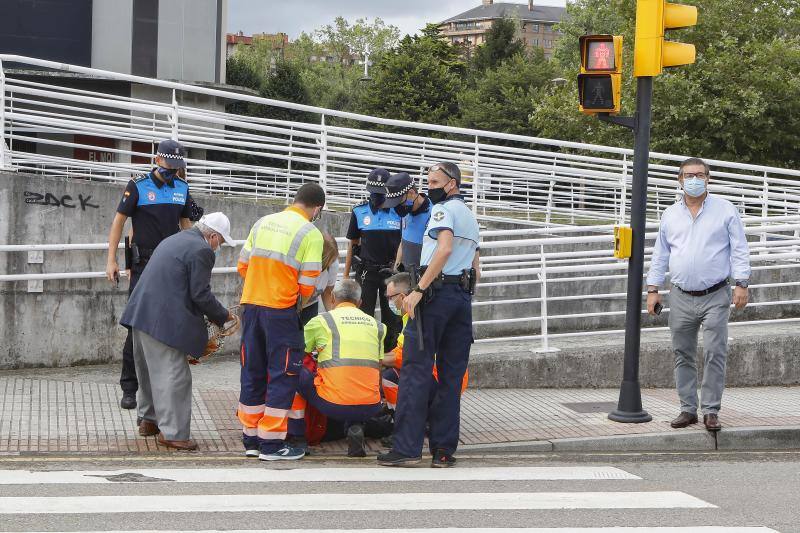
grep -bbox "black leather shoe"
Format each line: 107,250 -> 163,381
346,424 -> 366,457
703,413 -> 722,431
377,450 -> 421,467
431,449 -> 456,468
670,412 -> 698,428
120,393 -> 137,410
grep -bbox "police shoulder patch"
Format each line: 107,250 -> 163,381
134,174 -> 150,183
432,211 -> 446,222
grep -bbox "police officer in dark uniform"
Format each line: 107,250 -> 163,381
344,168 -> 402,352
378,162 -> 480,468
381,172 -> 432,272
105,140 -> 202,410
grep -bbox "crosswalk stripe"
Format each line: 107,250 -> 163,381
0,466 -> 639,484
0,491 -> 714,514
0,526 -> 778,533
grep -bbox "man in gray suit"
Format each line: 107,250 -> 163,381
121,212 -> 234,450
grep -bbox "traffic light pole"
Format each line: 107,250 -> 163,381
608,76 -> 654,423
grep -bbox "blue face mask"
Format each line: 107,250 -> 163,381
683,177 -> 707,197
388,300 -> 403,316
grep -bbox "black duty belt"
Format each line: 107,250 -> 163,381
440,274 -> 463,284
676,279 -> 728,297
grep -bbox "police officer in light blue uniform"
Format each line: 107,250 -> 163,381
378,162 -> 480,468
381,172 -> 432,272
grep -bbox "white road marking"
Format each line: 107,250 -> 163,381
0,491 -> 714,514
3,529 -> 779,533
0,466 -> 640,484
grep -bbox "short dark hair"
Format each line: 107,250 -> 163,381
386,272 -> 413,295
294,183 -> 326,207
432,162 -> 462,186
679,157 -> 710,177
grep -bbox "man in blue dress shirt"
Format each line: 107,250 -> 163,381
378,162 -> 480,468
646,158 -> 751,432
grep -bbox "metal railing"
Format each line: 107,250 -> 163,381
3,55 -> 800,228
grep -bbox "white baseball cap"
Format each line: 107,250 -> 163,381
199,212 -> 234,246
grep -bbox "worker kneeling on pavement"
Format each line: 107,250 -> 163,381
382,272 -> 468,413
120,213 -> 235,451
300,279 -> 386,457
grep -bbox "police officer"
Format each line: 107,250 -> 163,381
344,168 -> 402,352
381,172 -> 432,272
377,162 -> 480,468
105,140 -> 200,410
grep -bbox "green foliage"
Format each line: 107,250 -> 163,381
315,16 -> 400,64
456,49 -> 558,136
531,0 -> 800,167
359,24 -> 465,126
472,17 -> 526,71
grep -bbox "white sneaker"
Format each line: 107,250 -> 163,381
259,445 -> 306,461
244,449 -> 260,458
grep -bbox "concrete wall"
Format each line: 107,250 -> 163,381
0,171 -> 348,369
158,0 -> 224,83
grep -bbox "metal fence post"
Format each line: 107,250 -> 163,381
286,126 -> 294,203
535,244 -> 559,353
170,89 -> 179,141
0,59 -> 8,170
319,114 -> 328,193
619,154 -> 628,224
761,175 -> 769,253
472,135 -> 480,215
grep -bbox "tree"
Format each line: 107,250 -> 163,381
530,0 -> 800,167
360,24 -> 465,126
315,16 -> 401,67
456,49 -> 558,136
472,16 -> 526,71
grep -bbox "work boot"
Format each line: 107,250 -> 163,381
431,449 -> 456,468
670,412 -> 698,428
346,424 -> 366,458
120,392 -> 137,410
380,435 -> 394,449
377,450 -> 421,467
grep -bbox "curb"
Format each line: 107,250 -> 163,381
458,425 -> 800,454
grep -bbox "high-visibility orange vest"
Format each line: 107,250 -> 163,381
237,206 -> 323,309
304,303 -> 386,406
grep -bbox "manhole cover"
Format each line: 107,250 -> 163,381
562,401 -> 618,413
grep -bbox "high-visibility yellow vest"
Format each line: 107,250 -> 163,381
304,303 -> 386,406
238,206 -> 323,309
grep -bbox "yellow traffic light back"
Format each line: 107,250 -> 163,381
634,0 -> 697,77
578,35 -> 623,115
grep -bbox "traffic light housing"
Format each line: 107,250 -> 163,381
634,0 -> 697,77
578,35 -> 623,115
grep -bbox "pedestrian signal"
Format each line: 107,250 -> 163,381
578,35 -> 623,115
634,0 -> 697,77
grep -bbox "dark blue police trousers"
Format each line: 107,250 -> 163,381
392,283 -> 473,457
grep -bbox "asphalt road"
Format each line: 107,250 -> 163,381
0,450 -> 797,532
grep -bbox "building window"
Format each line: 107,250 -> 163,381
530,23 -> 540,32
544,39 -> 553,48
531,38 -> 539,46
455,21 -> 478,30
542,24 -> 551,31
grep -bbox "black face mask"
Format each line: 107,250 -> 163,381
428,184 -> 450,205
369,192 -> 386,211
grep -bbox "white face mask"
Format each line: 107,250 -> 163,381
388,300 -> 402,316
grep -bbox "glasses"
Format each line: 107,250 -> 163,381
385,292 -> 404,299
682,172 -> 708,180
428,164 -> 457,181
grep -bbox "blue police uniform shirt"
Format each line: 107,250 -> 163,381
400,195 -> 432,268
346,202 -> 402,265
116,171 -> 193,250
421,195 -> 480,275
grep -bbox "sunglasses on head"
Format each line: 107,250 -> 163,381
428,164 -> 457,181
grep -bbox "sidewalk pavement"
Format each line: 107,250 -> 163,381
1,357 -> 798,456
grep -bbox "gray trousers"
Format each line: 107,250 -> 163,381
132,329 -> 193,441
668,286 -> 731,415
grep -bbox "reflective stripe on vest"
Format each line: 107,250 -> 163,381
317,311 -> 382,369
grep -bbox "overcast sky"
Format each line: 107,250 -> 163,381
227,0 -> 568,39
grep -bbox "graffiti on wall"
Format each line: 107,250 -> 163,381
24,191 -> 100,211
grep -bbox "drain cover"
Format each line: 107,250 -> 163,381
86,473 -> 174,483
562,401 -> 618,413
